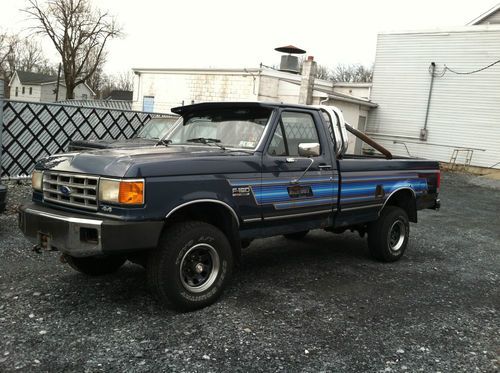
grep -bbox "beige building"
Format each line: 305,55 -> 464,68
9,71 -> 94,102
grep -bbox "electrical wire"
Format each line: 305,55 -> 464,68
430,58 -> 500,77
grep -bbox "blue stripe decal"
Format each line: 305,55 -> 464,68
229,175 -> 428,210
274,197 -> 334,210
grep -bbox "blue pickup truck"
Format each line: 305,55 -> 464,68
19,102 -> 440,311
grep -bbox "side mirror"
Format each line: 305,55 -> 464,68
298,143 -> 320,157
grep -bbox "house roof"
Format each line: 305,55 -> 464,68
105,90 -> 133,101
467,3 -> 500,25
333,82 -> 372,88
16,71 -> 58,85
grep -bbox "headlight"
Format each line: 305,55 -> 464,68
99,178 -> 144,205
32,170 -> 43,191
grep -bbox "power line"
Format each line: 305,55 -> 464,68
430,58 -> 500,77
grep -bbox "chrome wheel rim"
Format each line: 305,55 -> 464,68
388,220 -> 406,253
180,243 -> 220,293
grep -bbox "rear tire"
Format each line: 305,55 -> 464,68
283,230 -> 309,240
367,206 -> 409,262
63,254 -> 126,276
147,221 -> 233,312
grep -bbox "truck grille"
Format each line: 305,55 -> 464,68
43,172 -> 99,211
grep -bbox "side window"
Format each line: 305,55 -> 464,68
321,111 -> 334,143
268,111 -> 320,156
284,112 -> 320,156
268,122 -> 287,156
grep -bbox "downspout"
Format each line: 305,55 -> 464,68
421,62 -> 436,141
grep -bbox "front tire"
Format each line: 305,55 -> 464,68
147,221 -> 233,312
63,254 -> 126,276
367,206 -> 409,262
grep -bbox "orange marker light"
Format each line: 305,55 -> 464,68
118,181 -> 144,204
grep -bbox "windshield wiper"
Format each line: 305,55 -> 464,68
155,138 -> 172,147
186,137 -> 226,150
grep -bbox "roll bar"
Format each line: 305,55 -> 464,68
315,105 -> 392,160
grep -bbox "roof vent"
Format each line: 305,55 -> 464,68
274,45 -> 306,74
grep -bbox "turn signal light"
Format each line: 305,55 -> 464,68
118,181 -> 144,204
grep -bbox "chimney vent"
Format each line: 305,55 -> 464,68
274,45 -> 306,74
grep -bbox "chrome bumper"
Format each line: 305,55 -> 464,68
19,203 -> 163,257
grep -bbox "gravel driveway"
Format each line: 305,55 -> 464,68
0,172 -> 498,372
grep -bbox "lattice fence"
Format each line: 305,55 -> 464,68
1,100 -> 176,178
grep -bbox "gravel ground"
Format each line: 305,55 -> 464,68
0,172 -> 498,372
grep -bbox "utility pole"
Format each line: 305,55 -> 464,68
55,63 -> 62,101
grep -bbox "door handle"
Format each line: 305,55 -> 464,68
318,164 -> 332,169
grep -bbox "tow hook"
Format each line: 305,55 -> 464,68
434,198 -> 441,211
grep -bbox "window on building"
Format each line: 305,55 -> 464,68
15,87 -> 18,97
143,96 -> 155,112
22,87 -> 25,94
268,112 -> 320,156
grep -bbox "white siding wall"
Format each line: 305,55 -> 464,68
9,76 -> 41,102
333,86 -> 371,99
40,84 -> 59,102
368,26 -> 500,168
478,10 -> 500,24
73,84 -> 94,100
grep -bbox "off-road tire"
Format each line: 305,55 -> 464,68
63,254 -> 126,276
367,206 -> 409,262
147,221 -> 233,312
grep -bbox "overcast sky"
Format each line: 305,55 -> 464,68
1,0 -> 497,74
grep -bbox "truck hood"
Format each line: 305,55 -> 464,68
36,145 -> 257,178
68,138 -> 158,150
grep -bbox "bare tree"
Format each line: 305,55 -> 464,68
84,48 -> 107,96
0,32 -> 17,75
113,71 -> 133,91
314,64 -> 331,80
97,71 -> 133,99
24,0 -> 122,99
8,38 -> 55,74
331,63 -> 373,83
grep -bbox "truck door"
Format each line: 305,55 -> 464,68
259,109 -> 337,223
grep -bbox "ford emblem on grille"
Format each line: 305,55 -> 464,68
59,185 -> 72,196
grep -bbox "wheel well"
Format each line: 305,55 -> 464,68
383,189 -> 417,223
165,202 -> 241,262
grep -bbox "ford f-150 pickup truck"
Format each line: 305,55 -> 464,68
19,102 -> 441,311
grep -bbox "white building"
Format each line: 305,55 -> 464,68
333,82 -> 371,100
9,71 -> 95,102
367,5 -> 500,169
132,64 -> 376,153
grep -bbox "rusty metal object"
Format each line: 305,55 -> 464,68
345,123 -> 393,159
274,45 -> 306,54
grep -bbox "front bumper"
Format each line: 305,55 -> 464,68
18,203 -> 164,257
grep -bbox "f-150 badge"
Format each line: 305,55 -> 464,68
232,186 -> 250,197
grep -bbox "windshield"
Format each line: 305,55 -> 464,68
137,117 -> 179,139
168,108 -> 272,149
